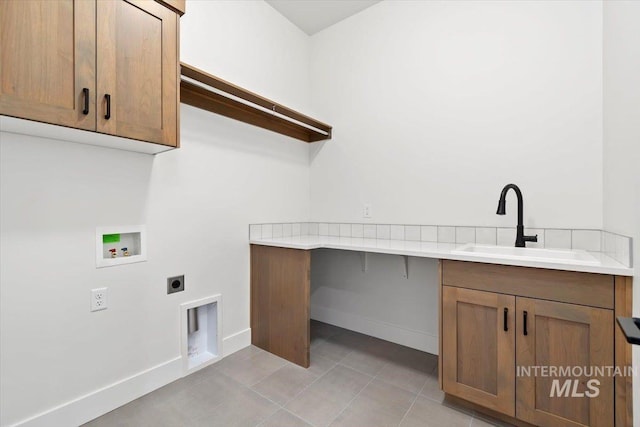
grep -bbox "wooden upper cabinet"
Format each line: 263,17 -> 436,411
516,297 -> 614,427
442,286 -> 516,417
96,0 -> 178,146
0,0 -> 179,148
0,0 -> 96,130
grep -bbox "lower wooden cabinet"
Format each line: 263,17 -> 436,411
441,260 -> 628,427
516,297 -> 613,427
442,286 -> 516,416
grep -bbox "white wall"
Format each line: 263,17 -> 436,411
180,0 -> 311,114
0,1 -> 311,425
311,250 -> 439,353
309,0 -> 603,229
2,0 -> 637,424
307,0 -> 605,357
603,1 -> 640,424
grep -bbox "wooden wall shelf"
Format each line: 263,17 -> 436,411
180,63 -> 332,143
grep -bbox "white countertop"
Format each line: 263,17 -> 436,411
250,235 -> 634,276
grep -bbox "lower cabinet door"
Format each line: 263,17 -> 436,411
442,286 -> 516,416
516,297 -> 614,427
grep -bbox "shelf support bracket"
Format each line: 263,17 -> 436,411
360,252 -> 369,272
401,255 -> 409,279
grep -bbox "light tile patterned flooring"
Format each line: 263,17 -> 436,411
84,321 -> 511,427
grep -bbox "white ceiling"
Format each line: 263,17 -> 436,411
266,0 -> 382,35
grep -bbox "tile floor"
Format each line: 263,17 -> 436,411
84,321 -> 511,427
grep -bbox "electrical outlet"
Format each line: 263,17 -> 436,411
91,287 -> 108,312
363,204 -> 372,219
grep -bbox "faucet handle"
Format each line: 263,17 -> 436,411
524,234 -> 538,243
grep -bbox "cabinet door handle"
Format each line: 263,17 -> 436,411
523,310 -> 528,336
82,88 -> 89,115
503,308 -> 508,331
104,94 -> 111,120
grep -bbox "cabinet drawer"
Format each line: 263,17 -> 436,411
442,260 -> 614,309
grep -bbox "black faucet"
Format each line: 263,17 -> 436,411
496,184 -> 538,248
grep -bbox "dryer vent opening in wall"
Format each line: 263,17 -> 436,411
181,295 -> 223,374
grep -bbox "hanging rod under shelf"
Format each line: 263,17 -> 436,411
180,62 -> 332,143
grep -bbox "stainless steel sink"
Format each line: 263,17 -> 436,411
452,244 -> 599,266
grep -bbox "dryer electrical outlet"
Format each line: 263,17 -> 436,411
167,275 -> 185,294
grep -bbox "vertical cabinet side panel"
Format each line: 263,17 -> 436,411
438,260 -> 443,389
614,276 -> 633,427
250,245 -> 310,368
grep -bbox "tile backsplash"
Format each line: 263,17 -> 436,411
249,222 -> 633,268
545,229 -> 572,249
602,230 -> 633,268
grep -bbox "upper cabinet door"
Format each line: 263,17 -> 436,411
0,0 -> 96,130
96,0 -> 178,146
442,286 -> 516,417
516,297 -> 614,427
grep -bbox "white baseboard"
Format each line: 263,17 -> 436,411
311,305 -> 438,355
10,357 -> 183,427
7,318 -> 428,427
9,328 -> 253,427
222,327 -> 252,357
